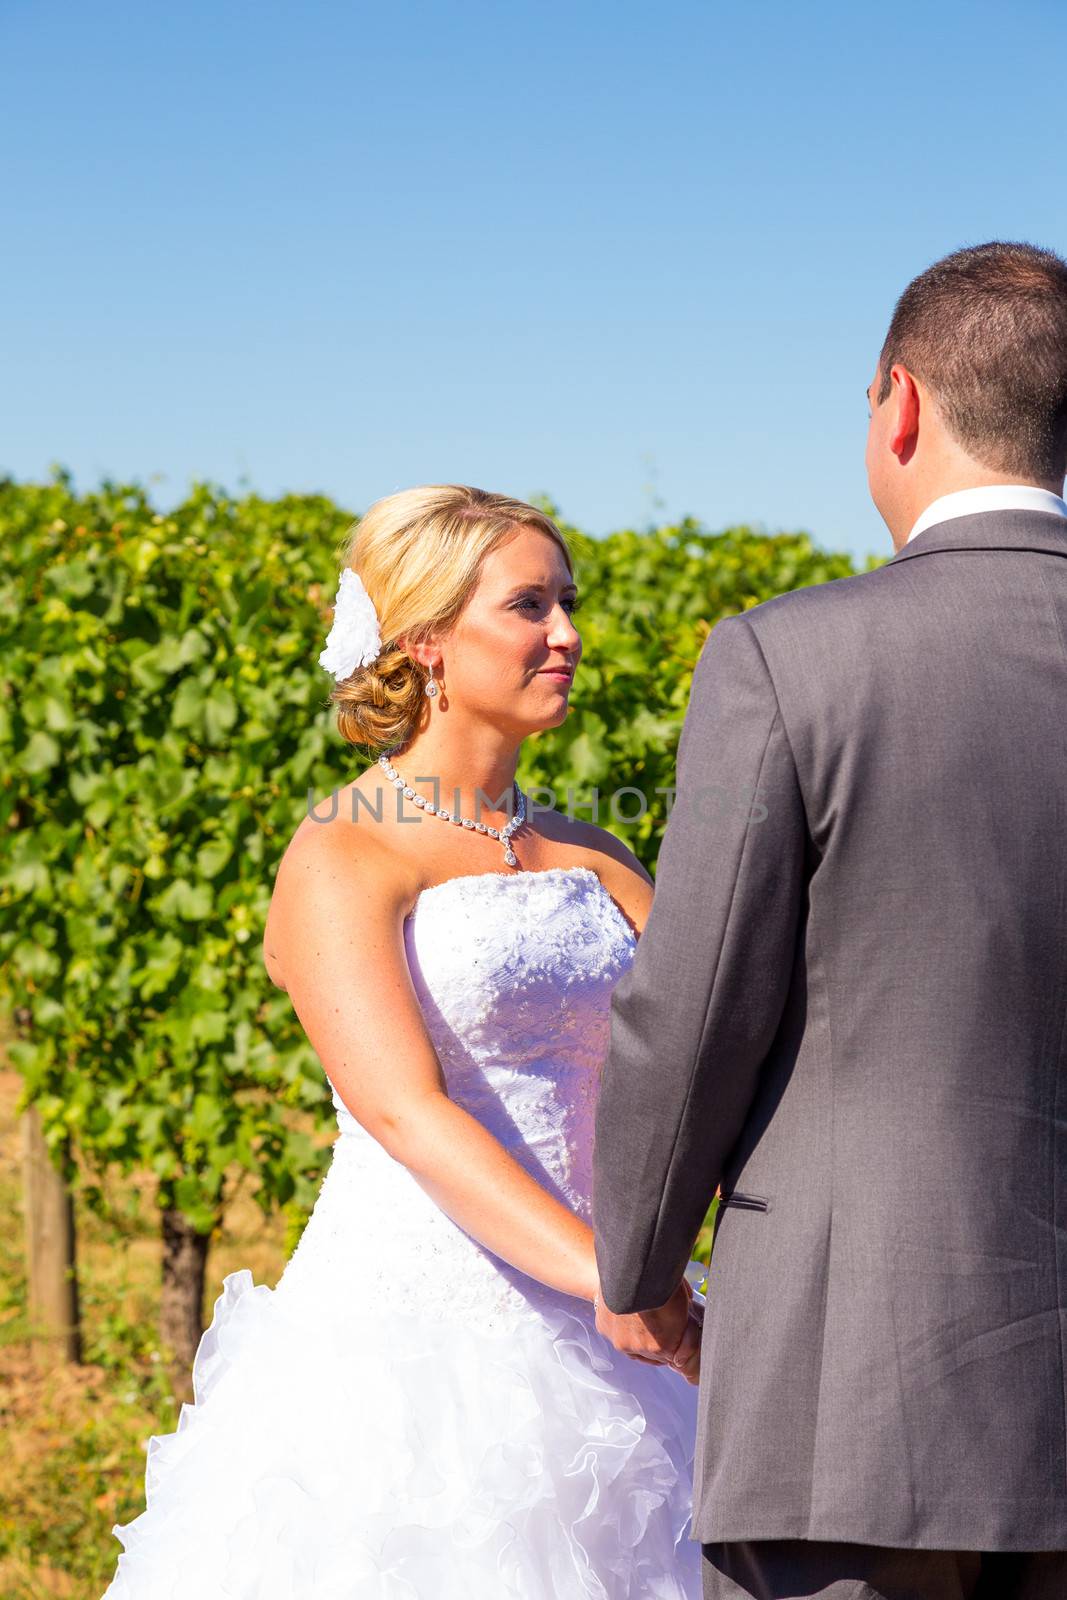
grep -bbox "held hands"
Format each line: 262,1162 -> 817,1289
593,1277 -> 703,1386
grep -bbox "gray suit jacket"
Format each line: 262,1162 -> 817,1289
591,508 -> 1067,1551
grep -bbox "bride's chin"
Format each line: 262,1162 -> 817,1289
537,701 -> 571,729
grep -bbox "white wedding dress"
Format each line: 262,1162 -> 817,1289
104,865 -> 704,1599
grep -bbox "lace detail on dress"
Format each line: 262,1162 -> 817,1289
276,867 -> 637,1332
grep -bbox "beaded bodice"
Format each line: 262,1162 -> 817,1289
275,866 -> 638,1330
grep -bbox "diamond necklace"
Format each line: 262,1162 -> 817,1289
378,746 -> 527,868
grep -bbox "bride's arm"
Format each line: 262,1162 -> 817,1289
269,825 -> 599,1304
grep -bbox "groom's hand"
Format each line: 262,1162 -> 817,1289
595,1279 -> 699,1380
668,1307 -> 703,1385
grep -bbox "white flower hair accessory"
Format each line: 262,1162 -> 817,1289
318,568 -> 384,681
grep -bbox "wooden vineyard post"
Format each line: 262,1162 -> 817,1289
22,1104 -> 82,1365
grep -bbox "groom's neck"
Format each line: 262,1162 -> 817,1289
888,457 -> 1065,550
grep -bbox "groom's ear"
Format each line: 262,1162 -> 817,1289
885,363 -> 922,463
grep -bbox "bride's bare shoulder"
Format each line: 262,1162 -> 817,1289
263,778 -> 419,990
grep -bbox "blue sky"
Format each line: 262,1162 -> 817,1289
4,0 -> 1064,565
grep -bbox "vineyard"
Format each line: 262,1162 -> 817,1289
0,468 -> 877,1595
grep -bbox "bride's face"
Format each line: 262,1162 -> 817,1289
440,526 -> 582,733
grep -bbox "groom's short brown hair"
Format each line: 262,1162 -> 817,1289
877,241 -> 1067,481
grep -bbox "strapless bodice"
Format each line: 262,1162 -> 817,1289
276,866 -> 638,1330
332,865 -> 636,1212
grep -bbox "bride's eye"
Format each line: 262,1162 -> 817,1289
514,596 -> 583,614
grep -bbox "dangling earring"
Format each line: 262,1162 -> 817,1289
424,662 -> 439,699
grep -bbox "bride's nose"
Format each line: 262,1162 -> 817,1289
546,604 -> 581,651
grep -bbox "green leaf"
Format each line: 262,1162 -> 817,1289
196,838 -> 234,878
204,686 -> 238,743
171,678 -> 206,730
154,879 -> 215,921
21,730 -> 61,773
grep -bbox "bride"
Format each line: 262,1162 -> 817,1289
104,484 -> 706,1598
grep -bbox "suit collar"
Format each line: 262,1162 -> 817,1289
906,484 -> 1067,543
886,508 -> 1067,566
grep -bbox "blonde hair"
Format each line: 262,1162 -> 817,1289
325,485 -> 574,752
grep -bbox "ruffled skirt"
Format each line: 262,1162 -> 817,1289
103,1266 -> 703,1598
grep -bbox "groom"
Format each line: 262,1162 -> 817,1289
591,240 -> 1067,1600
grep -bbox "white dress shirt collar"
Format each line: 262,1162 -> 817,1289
907,484 -> 1067,544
